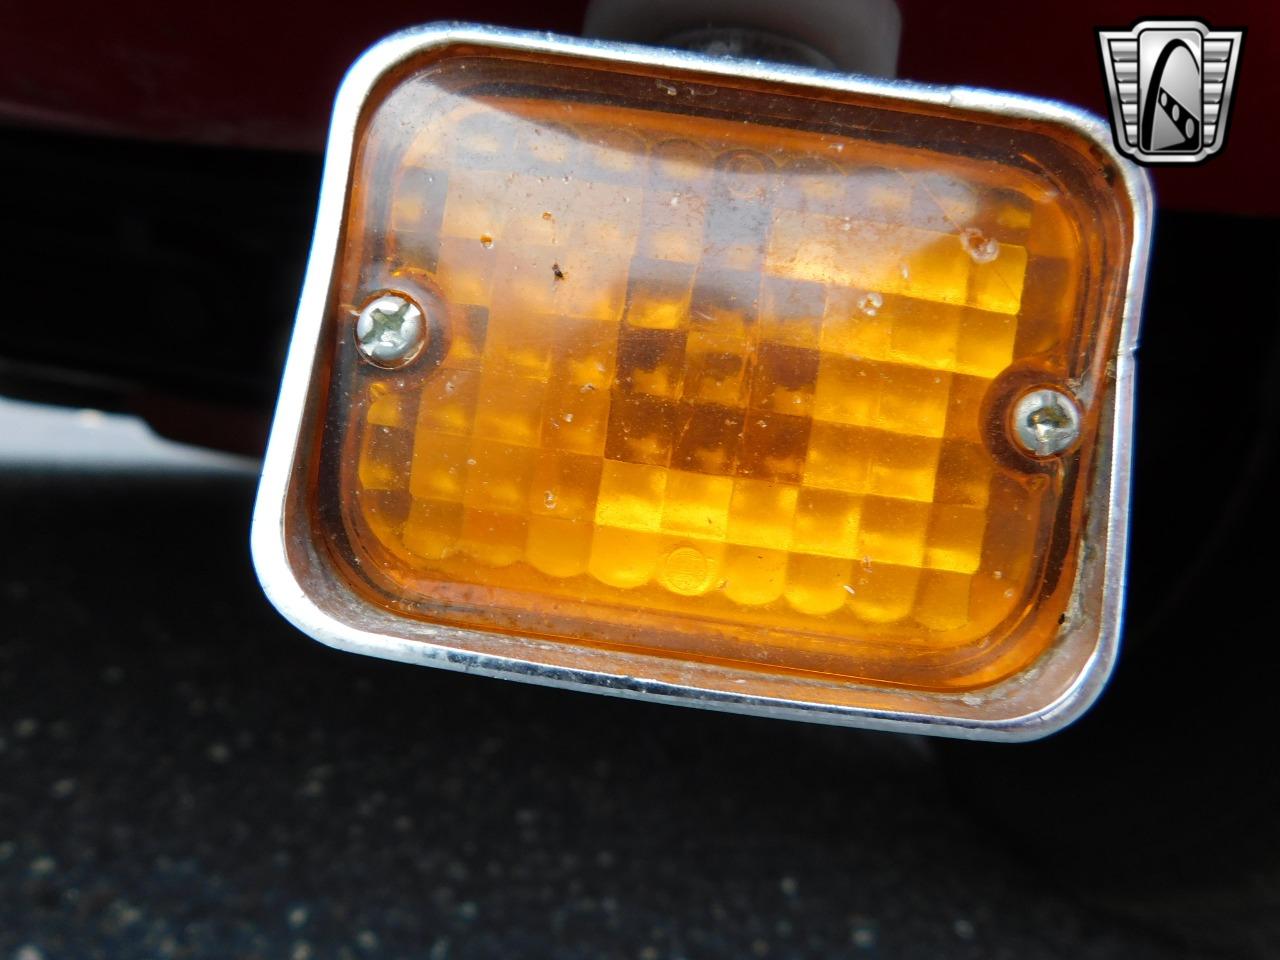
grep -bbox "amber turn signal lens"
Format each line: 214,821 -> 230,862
253,26 -> 1151,739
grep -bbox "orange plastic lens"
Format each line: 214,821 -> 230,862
316,48 -> 1133,691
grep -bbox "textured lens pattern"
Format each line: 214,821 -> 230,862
329,56 -> 1112,689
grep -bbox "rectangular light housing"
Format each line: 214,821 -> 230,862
252,24 -> 1152,739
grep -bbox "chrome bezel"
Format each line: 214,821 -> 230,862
251,22 -> 1153,741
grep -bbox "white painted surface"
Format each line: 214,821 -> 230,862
0,397 -> 259,473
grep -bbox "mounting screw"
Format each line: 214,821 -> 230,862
1011,388 -> 1081,457
355,293 -> 426,368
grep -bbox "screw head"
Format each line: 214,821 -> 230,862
1011,388 -> 1081,457
355,293 -> 426,368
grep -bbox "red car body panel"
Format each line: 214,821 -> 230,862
0,1 -> 1270,214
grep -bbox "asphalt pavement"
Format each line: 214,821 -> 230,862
0,467 -> 1224,960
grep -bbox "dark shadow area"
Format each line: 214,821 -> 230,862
0,127 -> 319,454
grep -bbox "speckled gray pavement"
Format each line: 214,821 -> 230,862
0,468 -> 1275,960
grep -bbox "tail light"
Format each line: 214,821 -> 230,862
252,24 -> 1152,739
